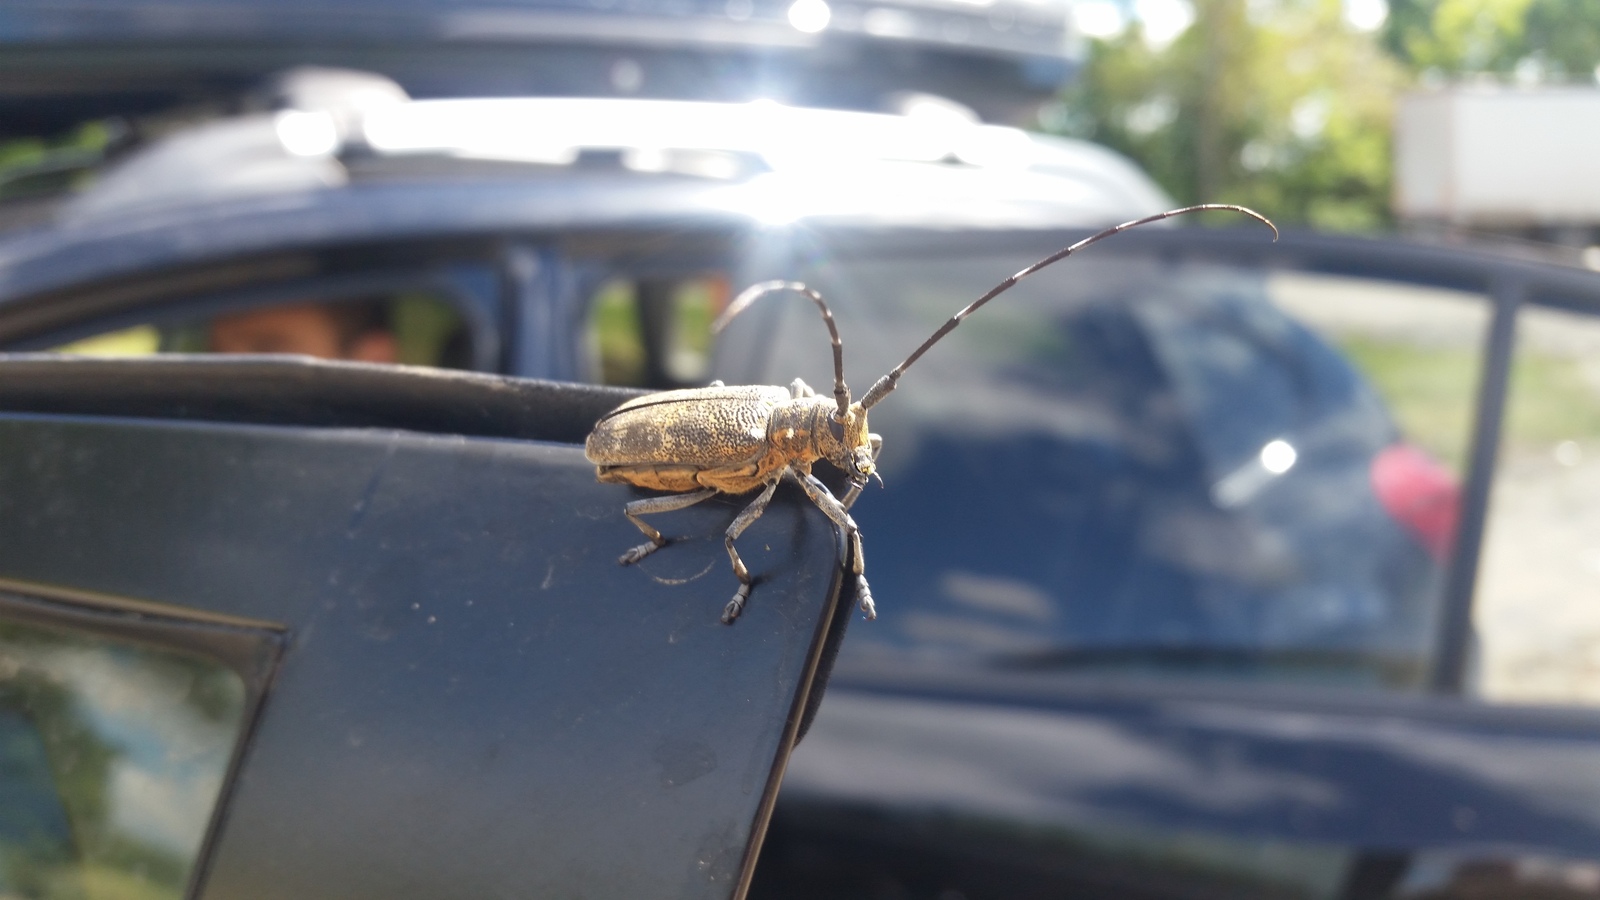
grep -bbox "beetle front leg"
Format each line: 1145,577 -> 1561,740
618,489 -> 717,565
841,433 -> 883,511
721,479 -> 781,624
791,470 -> 877,620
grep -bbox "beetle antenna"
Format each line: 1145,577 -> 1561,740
714,280 -> 851,417
857,204 -> 1277,411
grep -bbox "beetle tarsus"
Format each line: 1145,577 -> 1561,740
723,584 -> 750,624
856,575 -> 877,620
619,541 -> 664,566
718,480 -> 780,623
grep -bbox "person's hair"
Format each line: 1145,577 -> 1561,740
323,300 -> 391,352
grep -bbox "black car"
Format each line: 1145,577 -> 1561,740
3,67 -> 1599,900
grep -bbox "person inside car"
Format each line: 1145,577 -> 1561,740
208,300 -> 398,362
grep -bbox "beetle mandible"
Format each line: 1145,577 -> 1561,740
585,204 -> 1278,624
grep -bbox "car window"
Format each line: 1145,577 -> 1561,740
1266,272 -> 1490,474
0,612 -> 252,900
48,292 -> 473,369
1137,274 -> 1398,487
1475,303 -> 1600,706
585,274 -> 728,388
732,243 -> 1488,690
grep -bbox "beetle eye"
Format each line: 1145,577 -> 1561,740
827,418 -> 845,441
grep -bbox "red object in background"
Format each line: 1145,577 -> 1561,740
1371,443 -> 1461,560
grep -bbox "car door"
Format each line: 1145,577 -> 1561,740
0,355 -> 856,900
719,226 -> 1600,899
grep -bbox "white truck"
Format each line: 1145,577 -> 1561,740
1395,86 -> 1600,243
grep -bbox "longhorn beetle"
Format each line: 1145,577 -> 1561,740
585,204 -> 1277,624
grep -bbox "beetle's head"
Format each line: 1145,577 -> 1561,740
820,402 -> 877,482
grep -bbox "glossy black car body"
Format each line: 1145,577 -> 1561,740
4,90 -> 1600,900
0,356 -> 854,900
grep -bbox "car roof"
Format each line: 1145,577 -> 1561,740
0,0 -> 1077,60
0,0 -> 1081,138
0,97 -> 1170,306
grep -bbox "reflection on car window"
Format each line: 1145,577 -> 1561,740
742,247 -> 1480,690
1267,272 -> 1489,475
50,292 -> 471,368
0,616 -> 247,900
1138,272 -> 1396,487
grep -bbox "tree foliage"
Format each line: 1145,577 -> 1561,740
1386,0 -> 1600,79
1054,0 -> 1600,232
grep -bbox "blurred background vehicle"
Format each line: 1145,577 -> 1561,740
6,0 -> 1600,898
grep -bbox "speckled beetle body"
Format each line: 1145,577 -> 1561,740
588,385 -> 872,495
587,377 -> 880,624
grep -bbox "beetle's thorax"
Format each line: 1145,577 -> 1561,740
768,397 -> 872,476
767,396 -> 827,461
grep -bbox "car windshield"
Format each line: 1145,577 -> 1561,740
730,235 -> 1437,688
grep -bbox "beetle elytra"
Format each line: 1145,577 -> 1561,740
585,204 -> 1277,624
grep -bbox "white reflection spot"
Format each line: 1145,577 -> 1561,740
610,58 -> 644,93
940,571 -> 1056,622
1343,0 -> 1388,32
275,110 -> 339,157
1290,93 -> 1331,141
1556,440 -> 1583,467
1261,439 -> 1297,474
1135,0 -> 1193,50
788,0 -> 831,32
1073,0 -> 1127,39
863,7 -> 916,36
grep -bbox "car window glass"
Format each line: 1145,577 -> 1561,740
740,246 -> 1488,691
1266,272 -> 1489,476
586,275 -> 728,388
48,292 -> 471,369
1475,304 -> 1600,706
0,616 -> 247,900
1138,273 -> 1401,490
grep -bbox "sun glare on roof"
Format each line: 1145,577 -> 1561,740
787,0 -> 831,32
276,110 -> 339,157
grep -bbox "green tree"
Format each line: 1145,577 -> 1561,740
0,120 -> 118,203
1385,0 -> 1600,80
1056,0 -> 1404,231
1524,0 -> 1600,79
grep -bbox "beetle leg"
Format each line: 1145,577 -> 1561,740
720,479 -> 781,624
618,489 -> 717,566
789,378 -> 815,399
840,480 -> 865,512
791,470 -> 877,620
841,433 -> 883,511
